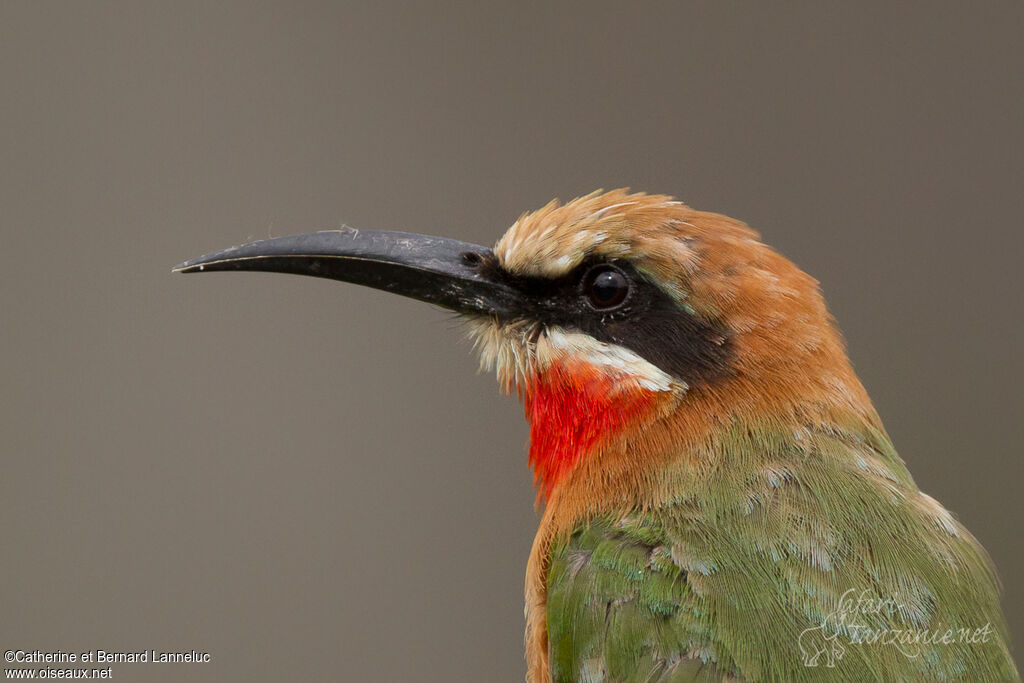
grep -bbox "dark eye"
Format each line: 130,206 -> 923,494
583,265 -> 629,309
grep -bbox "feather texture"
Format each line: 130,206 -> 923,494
466,190 -> 1018,682
545,417 -> 1017,682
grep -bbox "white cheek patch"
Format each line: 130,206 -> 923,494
539,329 -> 679,393
467,318 -> 681,395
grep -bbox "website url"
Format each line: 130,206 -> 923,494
5,669 -> 111,679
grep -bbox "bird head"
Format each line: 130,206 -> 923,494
176,189 -> 875,507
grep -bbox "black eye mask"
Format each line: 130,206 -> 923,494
477,256 -> 734,387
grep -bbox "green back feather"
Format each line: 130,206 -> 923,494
546,417 -> 1018,682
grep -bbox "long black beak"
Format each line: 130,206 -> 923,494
173,229 -> 519,317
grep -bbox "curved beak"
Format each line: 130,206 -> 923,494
173,229 -> 519,317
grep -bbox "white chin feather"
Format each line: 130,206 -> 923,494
465,318 -> 681,395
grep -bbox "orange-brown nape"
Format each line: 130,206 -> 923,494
471,188 -> 876,510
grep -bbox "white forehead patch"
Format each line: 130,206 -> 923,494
493,191 -> 690,279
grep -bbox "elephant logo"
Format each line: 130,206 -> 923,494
799,623 -> 846,668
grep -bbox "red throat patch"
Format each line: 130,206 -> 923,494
523,360 -> 667,499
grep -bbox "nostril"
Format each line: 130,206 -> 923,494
461,251 -> 483,267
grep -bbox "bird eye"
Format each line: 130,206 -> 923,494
583,265 -> 629,309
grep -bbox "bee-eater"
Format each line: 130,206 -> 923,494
176,190 -> 1018,682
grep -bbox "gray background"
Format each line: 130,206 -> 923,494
2,2 -> 1021,681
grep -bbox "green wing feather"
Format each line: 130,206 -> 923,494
546,419 -> 1019,682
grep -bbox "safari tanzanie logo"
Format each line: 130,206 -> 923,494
799,588 -> 995,668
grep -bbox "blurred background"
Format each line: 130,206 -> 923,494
2,2 -> 1021,681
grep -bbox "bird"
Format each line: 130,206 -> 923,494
175,189 -> 1019,682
